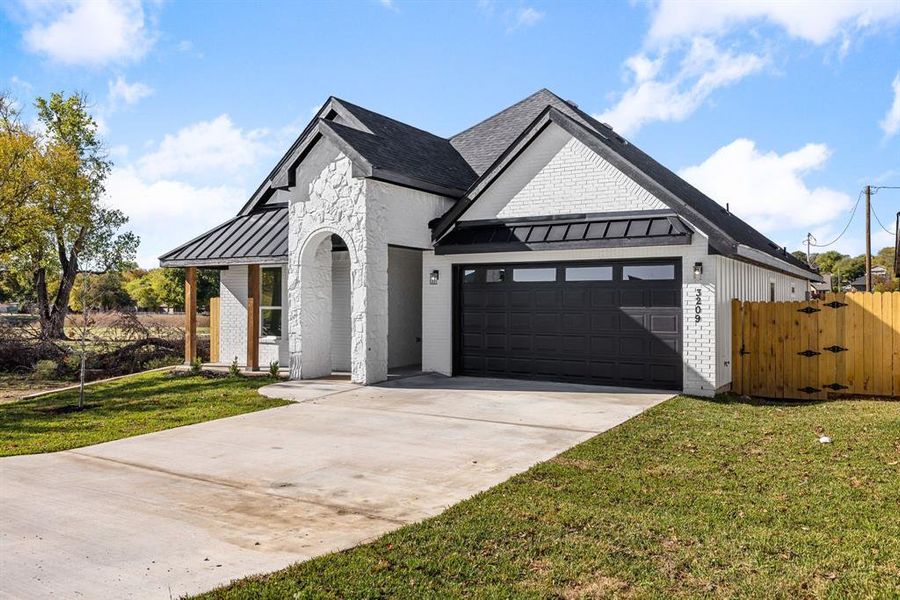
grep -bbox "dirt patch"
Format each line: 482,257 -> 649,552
558,575 -> 632,599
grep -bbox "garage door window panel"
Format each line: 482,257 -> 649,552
622,264 -> 676,280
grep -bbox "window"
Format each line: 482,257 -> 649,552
261,267 -> 282,338
622,264 -> 676,281
769,281 -> 776,302
462,269 -> 477,283
486,268 -> 507,283
565,266 -> 613,281
512,268 -> 556,282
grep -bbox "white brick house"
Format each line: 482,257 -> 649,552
161,89 -> 818,396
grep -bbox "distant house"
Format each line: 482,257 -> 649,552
810,273 -> 832,295
849,265 -> 889,291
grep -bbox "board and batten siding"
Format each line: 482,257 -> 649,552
713,255 -> 808,391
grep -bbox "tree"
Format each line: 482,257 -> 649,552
832,255 -> 866,286
814,250 -> 846,275
124,268 -> 219,312
873,246 -> 895,270
69,271 -> 132,311
0,94 -> 51,258
790,250 -> 809,264
5,92 -> 138,338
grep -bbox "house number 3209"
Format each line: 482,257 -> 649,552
694,288 -> 702,322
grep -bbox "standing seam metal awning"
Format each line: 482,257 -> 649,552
159,205 -> 288,267
435,213 -> 693,255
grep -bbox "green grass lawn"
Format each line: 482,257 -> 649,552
0,370 -> 289,456
198,395 -> 900,600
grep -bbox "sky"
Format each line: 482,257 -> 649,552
2,0 -> 899,268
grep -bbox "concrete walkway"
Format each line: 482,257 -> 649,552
0,374 -> 671,599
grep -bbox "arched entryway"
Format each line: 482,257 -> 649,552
294,229 -> 357,380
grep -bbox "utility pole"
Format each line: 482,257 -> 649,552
865,185 -> 872,292
805,233 -> 813,266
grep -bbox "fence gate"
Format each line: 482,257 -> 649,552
732,292 -> 900,400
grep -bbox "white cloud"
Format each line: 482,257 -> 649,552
378,0 -> 397,10
107,76 -> 153,108
679,138 -> 851,232
880,73 -> 900,139
510,7 -> 544,30
21,0 -> 154,66
647,0 -> 900,47
596,38 -> 767,134
104,167 -> 247,267
137,115 -> 272,180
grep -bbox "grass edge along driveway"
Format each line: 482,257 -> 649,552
0,370 -> 289,456
196,395 -> 900,600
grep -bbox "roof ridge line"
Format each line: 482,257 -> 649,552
333,97 -> 448,142
449,88 -> 553,141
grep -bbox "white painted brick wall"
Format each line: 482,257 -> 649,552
219,265 -> 247,367
461,124 -> 666,222
218,264 -> 288,369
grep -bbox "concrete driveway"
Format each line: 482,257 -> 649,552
1,374 -> 671,599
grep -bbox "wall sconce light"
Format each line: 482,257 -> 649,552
429,269 -> 440,285
693,262 -> 703,280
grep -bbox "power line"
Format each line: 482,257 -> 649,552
809,188 -> 864,247
870,186 -> 898,236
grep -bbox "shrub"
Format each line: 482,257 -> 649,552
63,353 -> 83,374
190,356 -> 203,375
144,356 -> 182,370
268,360 -> 279,378
32,359 -> 59,380
228,357 -> 241,377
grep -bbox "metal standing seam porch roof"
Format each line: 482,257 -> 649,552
435,212 -> 693,255
159,205 -> 288,267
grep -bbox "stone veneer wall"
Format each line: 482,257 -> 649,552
288,153 -> 388,384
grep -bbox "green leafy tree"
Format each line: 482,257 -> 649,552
873,246 -> 894,270
813,250 -> 846,275
5,92 -> 138,338
832,255 -> 866,286
124,268 -> 219,312
69,271 -> 132,311
0,94 -> 52,257
790,250 -> 810,264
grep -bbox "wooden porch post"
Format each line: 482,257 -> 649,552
247,264 -> 260,370
184,266 -> 197,364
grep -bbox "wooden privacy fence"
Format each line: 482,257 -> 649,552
732,292 -> 900,400
209,297 -> 220,363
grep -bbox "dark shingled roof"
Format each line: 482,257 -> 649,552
325,118 -> 476,195
331,99 -> 476,194
450,89 -> 601,175
159,205 -> 287,267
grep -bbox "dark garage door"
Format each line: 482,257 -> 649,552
455,260 -> 682,390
